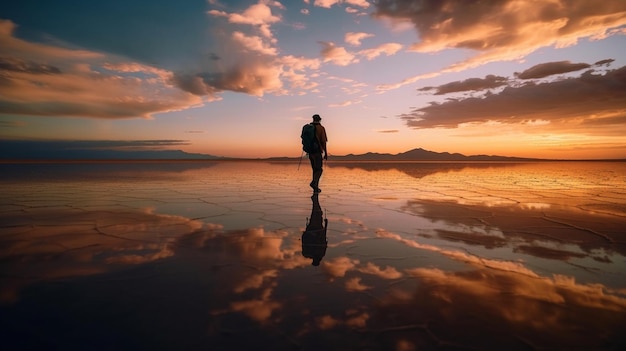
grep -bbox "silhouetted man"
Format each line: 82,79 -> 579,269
301,194 -> 328,266
307,114 -> 328,193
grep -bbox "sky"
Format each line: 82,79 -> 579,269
1,0 -> 626,159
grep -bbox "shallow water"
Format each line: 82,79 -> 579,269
1,161 -> 625,350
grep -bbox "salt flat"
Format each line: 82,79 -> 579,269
1,161 -> 625,350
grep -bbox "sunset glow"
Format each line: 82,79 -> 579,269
1,1 -> 625,159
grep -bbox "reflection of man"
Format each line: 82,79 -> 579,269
301,194 -> 328,266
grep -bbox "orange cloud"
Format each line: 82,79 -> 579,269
515,60 -> 592,79
319,41 -> 358,66
374,0 -> 626,71
345,31 -> 374,46
358,42 -> 403,60
174,60 -> 284,97
207,1 -> 282,39
232,31 -> 278,56
402,65 -> 626,135
0,20 -> 202,119
418,75 -> 508,95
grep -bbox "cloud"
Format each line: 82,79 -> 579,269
515,61 -> 591,79
377,129 -> 399,133
358,42 -> 403,60
319,41 -> 358,66
595,58 -> 615,66
0,139 -> 204,159
346,0 -> 370,8
345,32 -> 374,46
0,57 -> 61,74
313,0 -> 370,11
174,60 -> 284,96
173,53 -> 322,97
373,0 -> 626,78
197,3 -> 324,97
313,0 -> 341,8
329,99 -> 361,107
376,71 -> 441,92
207,0 -> 282,39
231,31 -> 278,56
0,20 -> 202,119
0,20 -> 101,61
402,65 -> 626,134
419,75 -> 508,95
0,120 -> 26,128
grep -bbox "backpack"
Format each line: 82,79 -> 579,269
301,123 -> 319,153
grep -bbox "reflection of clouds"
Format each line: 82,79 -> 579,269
104,244 -> 174,264
345,311 -> 370,328
178,226 -> 309,269
358,262 -> 403,279
0,208 -> 205,303
316,315 -> 340,330
229,288 -> 282,323
401,198 -> 626,260
316,311 -> 370,330
377,229 -> 540,277
176,226 -> 311,326
230,227 -> 288,260
321,256 -> 404,283
234,269 -> 278,293
345,277 -> 372,292
378,267 -> 626,349
321,257 -> 359,279
370,229 -> 626,349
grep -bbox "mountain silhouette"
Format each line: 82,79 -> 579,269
2,139 -> 535,161
323,148 -> 536,161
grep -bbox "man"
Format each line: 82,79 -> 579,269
308,114 -> 328,193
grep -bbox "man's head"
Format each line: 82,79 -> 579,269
312,114 -> 321,121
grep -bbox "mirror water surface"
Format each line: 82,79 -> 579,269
1,161 -> 625,350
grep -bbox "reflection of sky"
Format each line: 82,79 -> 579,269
1,161 -> 625,349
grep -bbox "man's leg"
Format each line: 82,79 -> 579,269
309,152 -> 323,191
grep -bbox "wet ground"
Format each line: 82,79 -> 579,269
1,161 -> 625,350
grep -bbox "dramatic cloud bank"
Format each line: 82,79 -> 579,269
373,0 -> 626,71
402,62 -> 626,135
0,20 -> 202,119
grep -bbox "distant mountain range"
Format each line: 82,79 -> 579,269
0,143 -> 224,160
1,140 -> 534,161
269,148 -> 537,162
